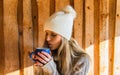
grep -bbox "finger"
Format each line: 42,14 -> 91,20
37,52 -> 50,62
34,61 -> 44,67
41,51 -> 52,59
35,55 -> 47,64
37,52 -> 47,59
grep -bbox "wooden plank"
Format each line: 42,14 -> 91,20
82,0 -> 85,49
31,0 -> 39,74
99,0 -> 109,75
37,0 -> 50,47
50,0 -> 55,15
31,0 -> 38,50
55,0 -> 70,11
74,0 -> 83,47
85,0 -> 94,75
94,0 -> 100,75
23,0 -> 34,74
109,0 -> 116,75
34,0 -> 50,74
3,0 -> 20,74
0,0 -> 5,75
17,0 -> 24,75
114,0 -> 120,74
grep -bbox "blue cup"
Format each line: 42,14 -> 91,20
35,48 -> 50,54
29,48 -> 50,62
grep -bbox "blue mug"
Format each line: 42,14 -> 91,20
35,48 -> 50,54
29,48 -> 50,62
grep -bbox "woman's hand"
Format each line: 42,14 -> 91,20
34,51 -> 52,67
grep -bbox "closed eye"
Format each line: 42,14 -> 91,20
51,34 -> 57,37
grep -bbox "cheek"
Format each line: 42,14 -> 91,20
55,38 -> 61,45
50,39 -> 61,50
53,37 -> 62,48
56,39 -> 61,46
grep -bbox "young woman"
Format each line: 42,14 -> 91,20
31,5 -> 90,75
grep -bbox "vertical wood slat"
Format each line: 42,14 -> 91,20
31,0 -> 38,50
34,0 -> 50,74
23,0 -> 34,75
99,0 -> 109,75
109,0 -> 116,75
31,0 -> 38,74
94,0 -> 100,75
55,0 -> 70,11
74,0 -> 83,47
17,0 -> 23,75
4,0 -> 20,74
114,0 -> 120,74
50,0 -> 55,15
37,0 -> 50,47
0,0 -> 5,75
85,0 -> 94,75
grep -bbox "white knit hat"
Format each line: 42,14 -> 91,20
44,5 -> 76,40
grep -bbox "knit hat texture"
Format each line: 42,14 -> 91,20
44,5 -> 76,40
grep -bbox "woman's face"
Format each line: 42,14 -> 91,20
45,30 -> 62,50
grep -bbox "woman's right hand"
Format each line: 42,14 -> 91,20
33,51 -> 52,67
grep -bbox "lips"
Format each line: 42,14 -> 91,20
47,42 -> 53,48
48,44 -> 52,47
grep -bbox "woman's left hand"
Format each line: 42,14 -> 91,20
34,51 -> 52,67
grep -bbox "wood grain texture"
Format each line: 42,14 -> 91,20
31,0 -> 38,50
94,0 -> 100,75
17,0 -> 24,75
74,0 -> 83,47
55,0 -> 70,11
37,0 -> 50,47
4,0 -> 19,74
50,0 -> 55,15
31,0 -> 39,74
0,0 -> 5,75
114,0 -> 120,75
99,0 -> 109,75
109,0 -> 116,75
85,0 -> 94,75
23,0 -> 34,74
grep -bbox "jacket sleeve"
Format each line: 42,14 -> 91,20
39,57 -> 60,75
72,54 -> 90,75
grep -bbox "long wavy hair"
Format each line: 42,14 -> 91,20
43,37 -> 87,75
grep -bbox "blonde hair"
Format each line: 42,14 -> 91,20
57,37 -> 86,75
43,36 -> 88,75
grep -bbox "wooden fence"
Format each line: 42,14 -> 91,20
0,0 -> 120,75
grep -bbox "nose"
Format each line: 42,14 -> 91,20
46,35 -> 51,41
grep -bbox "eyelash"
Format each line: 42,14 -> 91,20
46,33 -> 57,37
51,34 -> 57,37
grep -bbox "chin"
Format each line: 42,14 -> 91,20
50,47 -> 56,51
50,48 -> 54,50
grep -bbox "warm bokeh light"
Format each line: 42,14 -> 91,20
6,70 -> 19,75
6,66 -> 34,75
100,40 -> 109,75
86,44 -> 94,75
114,36 -> 120,75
